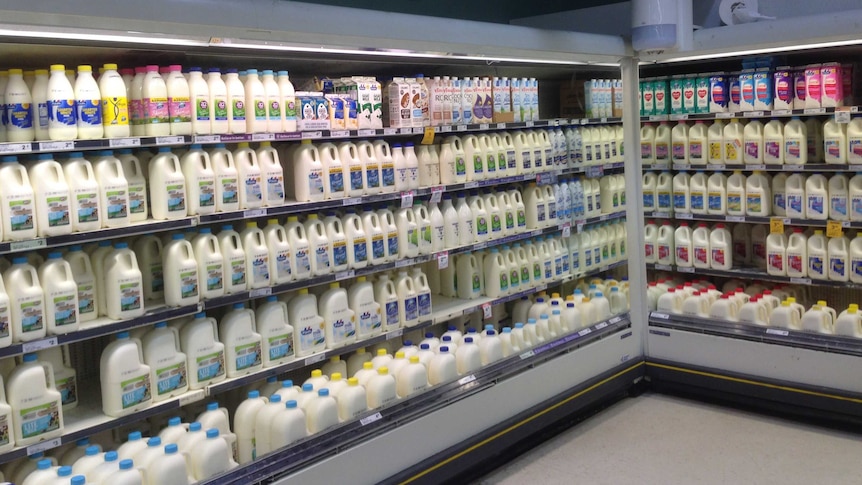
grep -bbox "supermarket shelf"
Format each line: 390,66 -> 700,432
0,302 -> 200,360
649,311 -> 862,358
642,163 -> 862,173
641,106 -> 856,123
198,311 -> 632,484
644,211 -> 860,229
0,119 -> 602,157
645,263 -> 862,289
0,217 -> 197,256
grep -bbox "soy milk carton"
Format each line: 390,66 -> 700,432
386,77 -> 412,128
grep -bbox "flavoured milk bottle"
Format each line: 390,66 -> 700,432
141,322 -> 188,402
8,353 -> 63,446
181,313 -> 226,388
163,234 -> 200,307
220,303 -> 263,377
29,154 -> 72,237
100,332 -> 152,417
149,148 -> 187,220
192,228 -> 225,300
142,65 -> 170,136
210,144 -> 240,212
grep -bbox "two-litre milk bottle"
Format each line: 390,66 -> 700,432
100,332 -> 153,417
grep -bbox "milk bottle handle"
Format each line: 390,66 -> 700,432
39,361 -> 57,389
279,300 -> 289,324
249,310 -> 258,332
113,159 -> 127,179
210,319 -> 220,341
168,326 -> 182,350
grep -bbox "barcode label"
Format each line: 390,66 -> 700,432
360,412 -> 383,426
458,374 -> 476,385
304,353 -> 326,366
109,137 -> 141,147
766,328 -> 789,336
156,136 -> 184,145
22,337 -> 58,353
250,288 -> 272,298
38,141 -> 74,151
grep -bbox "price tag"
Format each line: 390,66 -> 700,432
773,110 -> 792,116
585,165 -> 604,178
670,114 -> 689,121
456,125 -> 468,132
335,270 -> 355,280
156,136 -> 184,145
519,350 -> 535,360
726,216 -> 745,222
464,181 -> 479,189
473,242 -> 487,250
304,353 -> 326,366
380,128 -> 396,136
429,186 -> 444,204
193,135 -> 221,143
716,112 -> 733,119
458,374 -> 477,385
357,129 -> 376,137
387,328 -> 404,339
676,213 -> 693,220
835,109 -> 852,123
562,224 -> 571,238
10,238 -> 46,251
329,130 -> 350,139
178,389 -> 205,406
109,137 -> 141,148
249,287 -> 272,298
481,303 -> 493,319
578,328 -> 592,336
496,123 -> 506,129
22,337 -> 58,353
27,437 -> 62,456
745,164 -> 766,170
526,121 -> 535,127
609,316 -> 622,324
360,412 -> 383,426
770,217 -> 787,234
790,277 -> 811,284
421,127 -> 435,145
0,142 -> 31,153
395,258 -> 413,268
576,222 -> 585,233
651,312 -> 670,320
826,220 -> 843,238
678,266 -> 695,273
342,197 -> 362,206
38,140 -> 74,151
479,124 -> 490,130
399,128 -> 413,135
595,322 -> 608,330
440,125 -> 453,133
804,108 -> 826,115
400,191 -> 414,208
243,208 -> 266,218
782,165 -> 802,172
301,131 -> 323,139
411,127 -> 423,134
765,328 -> 790,336
744,111 -> 764,118
437,251 -> 449,269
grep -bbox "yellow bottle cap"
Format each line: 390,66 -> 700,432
356,347 -> 366,354
378,366 -> 389,375
246,221 -> 257,228
818,300 -> 827,307
34,69 -> 48,75
395,351 -> 405,359
552,293 -> 560,298
288,215 -> 299,222
268,218 -> 279,225
330,355 -> 341,362
7,69 -> 22,75
298,288 -> 308,294
78,65 -> 92,72
348,377 -> 359,386
357,276 -> 367,283
330,282 -> 340,289
331,372 -> 342,381
377,349 -> 387,356
104,63 -> 118,70
307,214 -> 318,220
363,362 -> 373,369
409,356 -> 420,364
24,70 -> 34,76
782,301 -> 791,306
301,139 -> 313,145
787,297 -> 796,303
311,369 -> 322,377
238,142 -> 249,148
260,141 -> 272,147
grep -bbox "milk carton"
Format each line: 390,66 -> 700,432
493,77 -> 512,122
695,76 -> 710,113
805,64 -> 822,108
773,67 -> 794,111
821,62 -> 843,108
754,68 -> 774,111
386,78 -> 411,128
669,75 -> 684,114
709,73 -> 728,113
738,70 -> 755,112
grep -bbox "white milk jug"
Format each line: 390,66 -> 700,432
235,143 -> 265,208
115,149 -> 148,222
210,144 -> 240,212
29,154 -> 72,237
163,234 -> 200,307
100,332 -> 152,417
62,153 -> 102,232
181,313 -> 226,388
104,242 -> 145,319
220,303 -> 263,377
191,228 -> 225,299
141,322 -> 188,402
180,145 -> 216,215
7,353 -> 63,446
149,148 -> 187,220
6,258 -> 46,342
38,253 -> 78,335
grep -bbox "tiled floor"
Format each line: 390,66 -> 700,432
476,393 -> 861,485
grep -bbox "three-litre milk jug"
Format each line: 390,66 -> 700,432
100,332 -> 153,417
723,119 -> 744,164
181,145 -> 216,215
149,147 -> 187,220
743,120 -> 764,164
256,296 -> 294,366
192,228 -> 226,299
220,303 -> 263,377
5,257 -> 46,342
62,153 -> 102,232
38,252 -> 78,335
257,142 -> 285,206
707,119 -> 724,164
289,289 -> 326,356
763,119 -> 784,164
116,149 -> 148,222
134,235 -> 164,301
181,313 -> 226,388
829,174 -> 850,221
240,222 -> 271,289
141,322 -> 188,402
671,121 -> 690,165
29,154 -> 72,237
8,353 -> 63,446
783,117 -> 807,164
210,144 -> 241,212
0,156 -> 38,240
806,174 -> 829,220
163,234 -> 200,307
64,246 -> 97,323
746,171 -> 771,216
235,143 -> 264,208
103,242 -> 145,319
218,224 -> 249,293
285,216 -> 312,280
654,122 -> 671,167
320,283 -> 356,349
823,119 -> 847,164
726,171 -> 747,216
688,120 -> 707,165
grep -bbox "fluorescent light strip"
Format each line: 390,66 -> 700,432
0,27 -> 206,47
653,38 -> 862,64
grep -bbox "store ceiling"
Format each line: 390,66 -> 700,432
292,0 -> 627,23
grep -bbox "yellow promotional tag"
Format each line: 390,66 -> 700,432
826,220 -> 843,238
421,127 -> 435,145
770,218 -> 785,234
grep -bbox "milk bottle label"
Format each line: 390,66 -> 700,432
382,162 -> 396,187
645,242 -> 654,259
712,248 -> 727,267
691,190 -> 704,211
788,252 -> 804,274
308,170 -> 324,196
825,138 -> 841,160
0,415 -> 8,447
350,166 -> 363,192
195,96 -> 210,122
854,196 -> 862,218
747,193 -> 762,213
673,190 -> 686,210
51,293 -> 77,327
659,243 -> 671,262
196,351 -> 225,382
476,215 -> 488,237
212,97 -> 228,121
725,140 -> 740,161
106,189 -> 128,220
45,194 -> 70,228
727,191 -> 743,212
548,200 -> 556,220
37,102 -> 49,129
49,99 -> 77,126
690,141 -> 703,160
333,240 -> 347,267
788,193 -> 803,214
505,212 -> 514,231
180,270 -> 199,299
521,265 -> 530,283
150,263 -> 164,293
167,184 -> 186,213
371,234 -> 385,259
766,140 -> 781,160
129,184 -> 146,215
534,149 -> 543,169
315,245 -> 330,270
809,254 -> 824,276
199,180 -> 215,208
156,361 -> 188,396
383,300 -> 398,328
21,400 -> 60,438
329,168 -> 345,193
245,175 -> 263,202
76,192 -> 100,223
119,280 -> 142,312
146,97 -> 169,124
537,204 -> 546,223
20,298 -> 44,333
367,166 -> 380,189
9,198 -> 34,232
422,224 -> 432,244
220,177 -> 238,205
121,374 -> 152,409
0,304 -> 9,339
769,252 -> 783,272
831,195 -> 847,217
655,142 -> 669,162
694,246 -> 708,265
251,256 -> 270,284
275,251 -> 292,279
204,263 -> 224,291
269,333 -> 293,360
294,247 -> 310,274
388,232 -> 399,257
517,209 -> 526,228
786,140 -> 802,161
333,316 -> 356,342
745,141 -> 759,160
644,192 -> 655,208
300,317 -> 325,348
808,195 -> 825,216
235,342 -> 262,370
487,154 -> 497,174
359,309 -> 381,334
672,142 -> 685,161
78,99 -> 103,127
253,98 -> 267,121
641,142 -> 653,160
232,98 -> 246,121
676,246 -> 690,264
853,258 -> 862,279
657,190 -> 670,210
8,103 -> 33,128
544,259 -> 553,279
